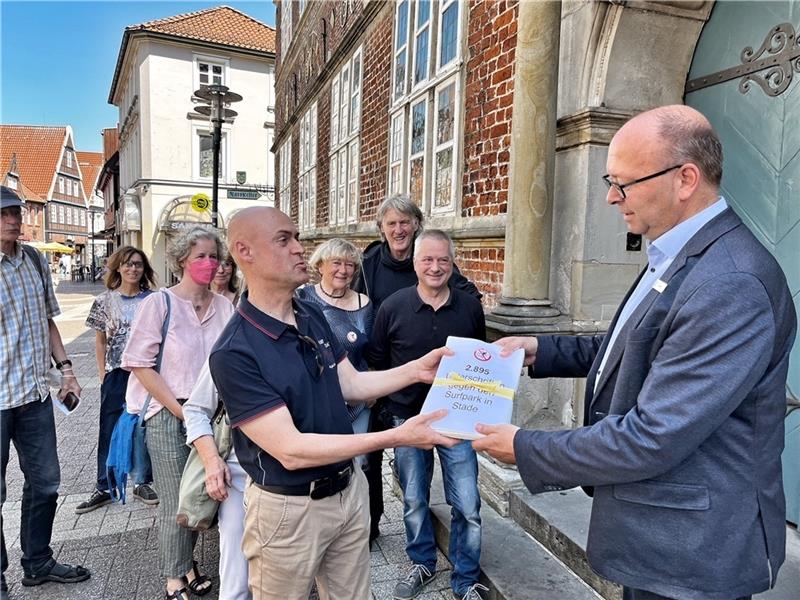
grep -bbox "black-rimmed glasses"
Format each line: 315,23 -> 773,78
298,334 -> 325,377
602,165 -> 682,200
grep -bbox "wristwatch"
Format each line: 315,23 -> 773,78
55,359 -> 73,371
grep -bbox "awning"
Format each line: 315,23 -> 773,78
26,241 -> 75,254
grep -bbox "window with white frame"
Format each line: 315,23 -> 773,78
65,206 -> 72,225
74,181 -> 81,198
278,138 -> 292,214
80,210 -> 86,227
197,58 -> 225,88
195,130 -> 228,181
281,0 -> 292,58
51,204 -> 57,223
389,0 -> 462,213
65,150 -> 73,168
298,103 -> 317,231
329,47 -> 362,226
58,177 -> 65,194
7,178 -> 17,190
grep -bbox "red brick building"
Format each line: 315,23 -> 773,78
0,125 -> 90,264
274,0 -> 518,308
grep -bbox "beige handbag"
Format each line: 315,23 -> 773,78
176,406 -> 232,531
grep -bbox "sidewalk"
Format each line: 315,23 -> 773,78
2,283 -> 455,600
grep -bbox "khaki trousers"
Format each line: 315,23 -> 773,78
242,468 -> 370,600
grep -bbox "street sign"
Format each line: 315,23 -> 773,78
228,189 -> 260,200
191,193 -> 210,212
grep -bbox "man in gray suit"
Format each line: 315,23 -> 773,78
474,105 -> 797,600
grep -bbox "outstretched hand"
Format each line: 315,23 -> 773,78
415,346 -> 455,383
493,336 -> 538,367
394,410 -> 459,449
472,423 -> 519,464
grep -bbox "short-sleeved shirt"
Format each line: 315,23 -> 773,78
0,243 -> 60,409
85,289 -> 153,372
209,293 -> 353,487
122,288 -> 234,420
368,285 -> 486,418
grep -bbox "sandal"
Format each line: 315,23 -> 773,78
183,561 -> 212,597
165,586 -> 189,600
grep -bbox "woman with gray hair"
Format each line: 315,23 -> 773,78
122,226 -> 234,600
296,238 -> 375,443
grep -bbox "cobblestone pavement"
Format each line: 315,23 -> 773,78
2,280 -> 454,600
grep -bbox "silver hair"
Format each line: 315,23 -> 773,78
413,229 -> 455,259
167,227 -> 226,276
308,238 -> 363,275
375,194 -> 424,241
655,112 -> 723,187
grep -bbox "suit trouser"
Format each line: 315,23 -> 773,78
146,409 -> 198,579
623,586 -> 751,600
242,468 -> 370,600
218,453 -> 250,600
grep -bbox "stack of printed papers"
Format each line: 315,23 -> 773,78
421,336 -> 525,439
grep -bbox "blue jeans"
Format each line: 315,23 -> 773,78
1,396 -> 61,576
392,416 -> 482,595
97,369 -> 151,491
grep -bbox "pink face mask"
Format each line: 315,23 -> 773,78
186,257 -> 219,285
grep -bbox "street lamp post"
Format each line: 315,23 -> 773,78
190,85 -> 243,228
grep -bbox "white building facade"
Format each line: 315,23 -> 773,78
108,6 -> 276,282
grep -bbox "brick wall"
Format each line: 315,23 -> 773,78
461,0 -> 518,218
358,11 -> 392,221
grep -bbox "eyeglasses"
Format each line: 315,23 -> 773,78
122,260 -> 144,269
602,165 -> 682,200
298,334 -> 325,377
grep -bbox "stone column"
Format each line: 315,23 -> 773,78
488,0 -> 563,334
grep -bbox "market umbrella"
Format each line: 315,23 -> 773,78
26,241 -> 75,254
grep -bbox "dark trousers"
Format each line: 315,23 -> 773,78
1,397 -> 60,575
623,587 -> 751,600
365,402 -> 391,539
96,369 -> 151,491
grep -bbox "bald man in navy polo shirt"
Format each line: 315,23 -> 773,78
209,207 -> 456,600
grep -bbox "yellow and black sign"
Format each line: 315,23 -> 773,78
191,193 -> 210,212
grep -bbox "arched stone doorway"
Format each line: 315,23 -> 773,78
155,196 -> 226,284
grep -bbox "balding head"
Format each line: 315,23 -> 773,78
618,105 -> 722,187
227,206 -> 308,294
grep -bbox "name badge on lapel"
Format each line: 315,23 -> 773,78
652,279 -> 668,294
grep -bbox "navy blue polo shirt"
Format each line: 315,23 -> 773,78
368,285 -> 486,418
208,294 -> 353,487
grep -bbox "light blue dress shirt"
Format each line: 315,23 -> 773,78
594,197 -> 729,391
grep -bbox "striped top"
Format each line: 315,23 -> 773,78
0,243 -> 60,409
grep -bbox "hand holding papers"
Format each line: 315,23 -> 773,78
420,336 -> 525,440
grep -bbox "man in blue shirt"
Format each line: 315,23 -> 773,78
209,207 -> 455,600
475,105 -> 797,600
1,186 -> 90,593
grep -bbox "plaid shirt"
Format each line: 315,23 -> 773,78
0,243 -> 60,409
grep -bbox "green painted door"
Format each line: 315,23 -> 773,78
685,0 -> 799,524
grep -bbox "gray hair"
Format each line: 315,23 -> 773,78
656,112 -> 723,187
308,238 -> 363,275
376,194 -> 424,241
413,229 -> 455,260
167,227 -> 226,276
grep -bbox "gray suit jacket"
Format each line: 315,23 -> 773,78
514,208 -> 797,599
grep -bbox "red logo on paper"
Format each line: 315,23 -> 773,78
473,348 -> 492,362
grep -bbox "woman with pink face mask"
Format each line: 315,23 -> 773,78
122,227 -> 234,600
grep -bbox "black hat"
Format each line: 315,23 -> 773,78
1,185 -> 25,209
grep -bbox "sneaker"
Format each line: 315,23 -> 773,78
453,583 -> 489,600
133,483 -> 159,505
75,490 -> 111,514
394,564 -> 435,600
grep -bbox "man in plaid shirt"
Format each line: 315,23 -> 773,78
1,186 -> 90,593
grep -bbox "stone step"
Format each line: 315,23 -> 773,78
422,468 -> 602,600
